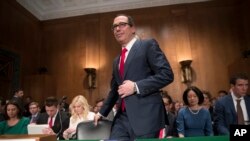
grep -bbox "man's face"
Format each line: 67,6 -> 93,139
45,105 -> 58,117
29,104 -> 39,115
231,79 -> 249,98
112,15 -> 135,45
163,98 -> 172,112
17,90 -> 24,98
218,92 -> 226,98
203,94 -> 210,104
96,101 -> 103,112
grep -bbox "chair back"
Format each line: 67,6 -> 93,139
76,119 -> 112,140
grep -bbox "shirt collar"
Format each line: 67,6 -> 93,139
231,90 -> 244,101
32,113 -> 38,117
50,110 -> 59,119
123,37 -> 137,52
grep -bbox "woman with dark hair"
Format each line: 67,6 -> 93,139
176,86 -> 213,137
0,100 -> 30,134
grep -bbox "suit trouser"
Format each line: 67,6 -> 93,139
110,110 -> 159,141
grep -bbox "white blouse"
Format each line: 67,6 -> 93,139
69,112 -> 95,129
63,112 -> 95,139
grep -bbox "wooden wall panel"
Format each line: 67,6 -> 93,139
0,0 -> 41,100
40,1 -> 247,105
41,21 -> 86,102
241,0 -> 250,49
2,0 -> 248,105
187,5 -> 243,96
41,16 -> 102,105
98,15 -> 118,102
84,17 -> 101,105
23,75 -> 55,106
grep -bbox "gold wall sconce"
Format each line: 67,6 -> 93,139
84,68 -> 96,89
179,60 -> 192,84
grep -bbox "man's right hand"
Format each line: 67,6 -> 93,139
94,113 -> 102,126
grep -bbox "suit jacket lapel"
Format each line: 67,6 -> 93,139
228,94 -> 237,120
123,40 -> 140,79
244,96 -> 250,118
114,56 -> 122,84
52,112 -> 60,133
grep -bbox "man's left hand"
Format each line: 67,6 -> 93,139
118,80 -> 136,98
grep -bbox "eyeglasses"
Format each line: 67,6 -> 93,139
111,22 -> 130,31
29,106 -> 38,109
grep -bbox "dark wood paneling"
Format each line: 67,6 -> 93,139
0,0 -> 41,100
1,0 -> 249,105
40,1 -> 248,104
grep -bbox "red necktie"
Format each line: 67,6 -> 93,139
119,48 -> 127,79
119,48 -> 127,112
49,117 -> 53,128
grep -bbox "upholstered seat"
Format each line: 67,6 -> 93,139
76,119 -> 112,140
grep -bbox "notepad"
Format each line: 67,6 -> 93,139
27,124 -> 48,134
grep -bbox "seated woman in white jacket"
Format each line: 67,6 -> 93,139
63,95 -> 95,140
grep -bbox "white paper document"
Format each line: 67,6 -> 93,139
27,124 -> 48,134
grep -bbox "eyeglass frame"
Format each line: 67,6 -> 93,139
111,22 -> 132,31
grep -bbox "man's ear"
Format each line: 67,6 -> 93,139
131,26 -> 136,34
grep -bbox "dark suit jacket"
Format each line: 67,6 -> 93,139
100,38 -> 174,136
165,111 -> 177,137
29,113 -> 40,123
214,94 -> 250,135
36,111 -> 69,139
11,96 -> 25,113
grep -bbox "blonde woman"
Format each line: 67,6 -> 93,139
63,95 -> 95,140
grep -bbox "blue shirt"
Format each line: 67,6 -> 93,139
176,107 -> 213,137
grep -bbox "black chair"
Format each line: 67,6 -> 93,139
76,119 -> 112,140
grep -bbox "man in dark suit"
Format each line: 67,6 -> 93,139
11,89 -> 25,113
214,73 -> 250,135
162,92 -> 177,137
94,14 -> 174,140
36,96 -> 69,140
29,101 -> 40,123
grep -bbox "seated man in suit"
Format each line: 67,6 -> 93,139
36,96 -> 69,139
162,92 -> 177,138
11,89 -> 25,114
214,73 -> 250,135
29,101 -> 41,124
